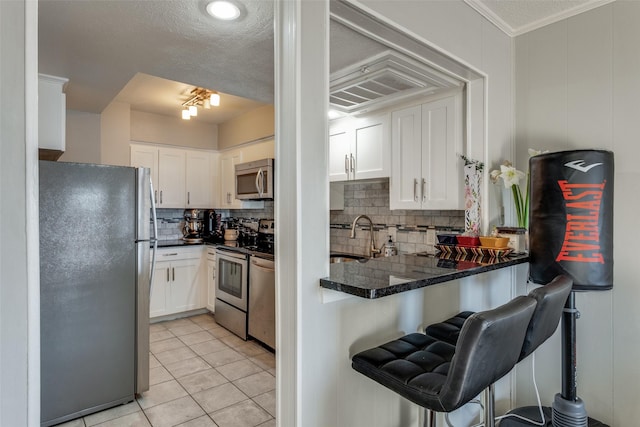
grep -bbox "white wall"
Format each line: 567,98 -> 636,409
100,101 -> 131,166
283,1 -> 517,426
515,3 -> 639,425
130,110 -> 218,150
0,0 -> 39,425
60,110 -> 101,163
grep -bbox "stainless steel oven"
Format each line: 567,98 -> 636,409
215,247 -> 249,340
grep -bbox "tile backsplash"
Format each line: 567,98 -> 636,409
153,202 -> 274,241
330,179 -> 464,256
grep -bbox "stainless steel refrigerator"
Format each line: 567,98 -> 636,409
39,161 -> 157,426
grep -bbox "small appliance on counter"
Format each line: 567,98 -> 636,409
202,209 -> 222,242
183,209 -> 204,243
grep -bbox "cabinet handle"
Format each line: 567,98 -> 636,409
344,154 -> 349,175
154,190 -> 158,202
160,190 -> 163,204
172,267 -> 175,281
414,178 -> 418,202
350,154 -> 355,173
227,192 -> 231,204
166,268 -> 170,282
162,253 -> 178,257
187,191 -> 190,205
422,178 -> 427,202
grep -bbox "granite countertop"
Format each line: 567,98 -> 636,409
320,252 -> 529,299
156,240 -> 204,248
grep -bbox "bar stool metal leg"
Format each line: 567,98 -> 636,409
423,409 -> 435,427
484,384 -> 495,427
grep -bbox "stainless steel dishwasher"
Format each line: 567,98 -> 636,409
248,254 -> 275,349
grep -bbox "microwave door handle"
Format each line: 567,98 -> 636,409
256,168 -> 264,198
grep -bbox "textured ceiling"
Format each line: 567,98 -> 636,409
38,0 -> 608,123
39,0 -> 275,119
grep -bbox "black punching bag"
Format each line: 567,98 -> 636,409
529,150 -> 614,291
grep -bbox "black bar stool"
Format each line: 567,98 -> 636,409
426,275 -> 573,361
351,295 -> 537,427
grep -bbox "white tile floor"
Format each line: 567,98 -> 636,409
56,313 -> 276,427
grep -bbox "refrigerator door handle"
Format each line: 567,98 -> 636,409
149,176 -> 158,294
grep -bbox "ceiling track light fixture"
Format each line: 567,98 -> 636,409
181,87 -> 220,120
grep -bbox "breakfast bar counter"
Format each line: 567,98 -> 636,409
320,252 -> 529,299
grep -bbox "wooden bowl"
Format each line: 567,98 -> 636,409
479,236 -> 510,248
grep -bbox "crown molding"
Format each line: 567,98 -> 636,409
465,0 -> 616,37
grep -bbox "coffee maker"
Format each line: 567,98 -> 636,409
201,209 -> 221,242
182,209 -> 204,243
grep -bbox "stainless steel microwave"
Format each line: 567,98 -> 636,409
235,158 -> 274,200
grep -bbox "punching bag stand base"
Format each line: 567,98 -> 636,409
499,406 -> 609,427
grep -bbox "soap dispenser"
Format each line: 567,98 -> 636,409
384,235 -> 398,257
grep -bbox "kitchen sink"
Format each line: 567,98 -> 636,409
330,253 -> 368,263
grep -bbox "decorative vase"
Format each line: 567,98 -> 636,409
463,163 -> 481,235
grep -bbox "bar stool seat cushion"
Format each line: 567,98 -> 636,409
352,295 -> 536,413
424,275 -> 573,360
424,311 -> 474,345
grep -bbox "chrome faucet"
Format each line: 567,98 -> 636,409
350,215 -> 381,258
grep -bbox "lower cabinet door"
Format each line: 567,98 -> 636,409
150,261 -> 170,318
168,258 -> 200,314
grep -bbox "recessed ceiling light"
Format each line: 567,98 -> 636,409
206,1 -> 241,21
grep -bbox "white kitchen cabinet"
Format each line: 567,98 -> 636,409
158,148 -> 186,208
329,113 -> 390,182
205,247 -> 216,312
131,144 -> 215,209
130,144 -> 159,199
150,247 -> 203,319
38,74 -> 68,156
218,150 -> 243,209
185,150 -> 212,208
390,94 -> 463,210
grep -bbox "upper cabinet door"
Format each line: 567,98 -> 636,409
130,144 -> 159,194
352,114 -> 390,180
185,150 -> 212,208
329,113 -> 390,182
158,148 -> 186,208
329,126 -> 351,182
218,150 -> 243,209
390,105 -> 422,210
421,95 -> 461,210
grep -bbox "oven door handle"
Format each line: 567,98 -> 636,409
251,258 -> 275,271
215,247 -> 247,260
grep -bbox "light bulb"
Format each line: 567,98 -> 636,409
189,105 -> 198,116
210,93 -> 220,107
182,109 -> 191,120
204,99 -> 211,109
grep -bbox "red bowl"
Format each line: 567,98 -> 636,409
456,236 -> 480,247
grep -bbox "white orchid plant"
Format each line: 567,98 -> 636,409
490,149 -> 548,229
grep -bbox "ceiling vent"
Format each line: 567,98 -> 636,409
330,51 -> 462,114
